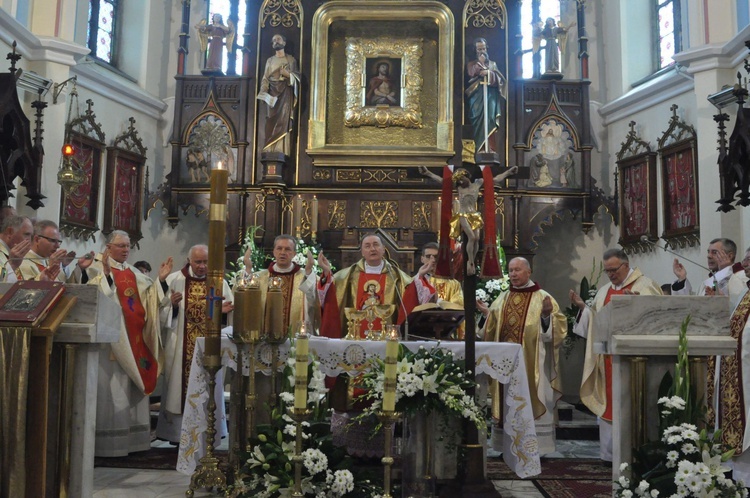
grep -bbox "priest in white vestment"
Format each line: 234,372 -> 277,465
155,244 -> 234,443
570,248 -> 662,461
88,230 -> 173,457
0,215 -> 32,282
671,238 -> 748,305
483,257 -> 566,455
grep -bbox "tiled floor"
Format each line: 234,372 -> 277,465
94,405 -> 602,497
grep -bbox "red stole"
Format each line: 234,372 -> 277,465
180,265 -> 207,409
601,284 -> 634,422
111,267 -> 158,394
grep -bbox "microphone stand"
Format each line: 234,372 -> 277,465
386,261 -> 409,340
640,236 -> 717,289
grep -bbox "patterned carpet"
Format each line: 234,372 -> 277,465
488,457 -> 612,498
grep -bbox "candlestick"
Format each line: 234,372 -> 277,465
294,326 -> 309,411
294,194 -> 302,239
383,332 -> 399,412
204,161 -> 226,356
246,275 -> 262,342
311,195 -> 319,241
265,277 -> 285,340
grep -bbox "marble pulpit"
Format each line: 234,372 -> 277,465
593,295 -> 736,482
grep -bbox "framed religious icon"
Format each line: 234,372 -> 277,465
306,1 -> 455,167
617,153 -> 658,251
657,105 -> 699,248
59,130 -> 104,241
103,118 -> 147,247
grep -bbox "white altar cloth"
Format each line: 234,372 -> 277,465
177,333 -> 541,478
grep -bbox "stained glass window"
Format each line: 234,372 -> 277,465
520,0 -> 562,79
87,0 -> 117,64
656,0 -> 681,69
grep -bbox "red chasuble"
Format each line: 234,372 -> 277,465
111,267 -> 159,395
600,284 -> 635,422
180,265 -> 207,407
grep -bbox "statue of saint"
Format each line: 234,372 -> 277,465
533,17 -> 570,76
465,38 -> 507,155
195,13 -> 235,75
257,34 -> 301,157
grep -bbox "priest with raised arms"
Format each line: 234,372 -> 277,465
155,244 -> 234,443
312,232 -> 415,338
570,247 -> 662,461
482,257 -> 566,455
87,230 -> 173,457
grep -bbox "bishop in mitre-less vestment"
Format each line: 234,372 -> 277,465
484,257 -> 566,455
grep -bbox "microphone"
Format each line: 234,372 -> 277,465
385,261 -> 410,341
639,235 -> 711,273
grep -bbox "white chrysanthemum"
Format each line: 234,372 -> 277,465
330,469 -> 354,495
620,462 -> 630,472
279,392 -> 294,404
302,448 -> 328,475
619,476 -> 630,487
621,490 -> 633,498
681,443 -> 698,454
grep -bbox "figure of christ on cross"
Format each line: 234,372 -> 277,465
419,165 -> 517,276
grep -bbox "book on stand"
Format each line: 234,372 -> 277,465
0,280 -> 66,328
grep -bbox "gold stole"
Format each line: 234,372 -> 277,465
707,291 -> 750,454
498,291 -> 533,343
181,272 -> 207,408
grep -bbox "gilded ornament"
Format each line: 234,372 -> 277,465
360,201 -> 398,228
412,202 -> 431,231
261,0 -> 301,28
328,201 -> 347,229
464,0 -> 506,29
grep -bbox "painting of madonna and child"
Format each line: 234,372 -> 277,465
525,118 -> 580,190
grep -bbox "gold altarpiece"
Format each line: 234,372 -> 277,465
155,0 -> 607,268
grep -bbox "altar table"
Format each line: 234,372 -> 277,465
176,333 -> 542,478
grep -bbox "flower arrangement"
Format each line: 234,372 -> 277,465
355,344 -> 486,431
476,241 -> 510,306
614,316 -> 747,498
561,258 -> 603,358
229,343 -> 385,498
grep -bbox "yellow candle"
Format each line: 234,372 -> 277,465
205,160 -> 227,357
246,285 -> 262,342
294,331 -> 309,410
311,196 -> 319,238
294,195 -> 302,238
232,287 -> 247,339
383,337 -> 399,412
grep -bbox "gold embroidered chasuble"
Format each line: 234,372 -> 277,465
431,275 -> 463,305
258,264 -> 308,337
579,268 -> 662,417
707,290 -> 750,454
485,284 -> 566,420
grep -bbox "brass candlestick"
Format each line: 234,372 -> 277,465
288,408 -> 312,498
344,308 -> 367,340
187,161 -> 228,496
377,410 -> 401,498
265,276 -> 285,405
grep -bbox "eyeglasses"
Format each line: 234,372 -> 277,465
603,262 -> 626,274
38,235 -> 62,244
109,243 -> 130,249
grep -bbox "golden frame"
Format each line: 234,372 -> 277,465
307,1 -> 455,167
346,37 -> 422,128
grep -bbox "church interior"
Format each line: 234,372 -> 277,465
3,0 -> 750,496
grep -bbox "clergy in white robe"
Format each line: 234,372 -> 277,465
484,257 -> 565,455
672,238 -> 748,305
87,230 -> 172,457
0,215 -> 32,282
155,244 -> 234,443
17,220 -> 93,282
571,248 -> 662,461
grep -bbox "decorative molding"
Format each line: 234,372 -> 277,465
463,0 -> 507,29
360,201 -> 398,228
412,201 -> 431,231
616,121 -> 652,161
336,170 -> 361,182
328,200 -> 347,229
312,169 -> 331,180
260,0 -> 302,28
657,104 -> 696,149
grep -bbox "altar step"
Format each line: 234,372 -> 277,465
556,401 -> 598,440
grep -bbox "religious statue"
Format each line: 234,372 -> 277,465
533,17 -> 570,77
530,153 -> 553,187
195,13 -> 235,75
465,38 -> 507,155
560,151 -> 577,187
366,61 -> 398,106
185,148 -> 209,183
419,165 -> 517,276
257,34 -> 301,157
